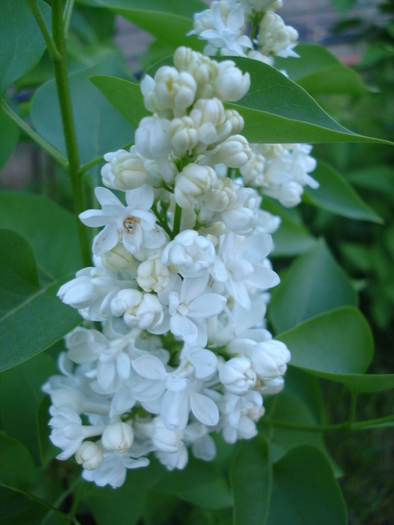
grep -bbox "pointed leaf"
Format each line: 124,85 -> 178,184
0,230 -> 81,372
269,239 -> 357,334
0,0 -> 52,94
303,161 -> 383,223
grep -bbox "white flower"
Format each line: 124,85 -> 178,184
241,0 -> 283,20
173,47 -> 218,99
213,232 -> 279,310
219,356 -> 257,395
134,115 -> 171,161
79,185 -> 165,256
101,243 -> 139,273
49,405 -> 106,460
57,264 -> 134,321
137,257 -> 169,293
82,451 -> 149,488
161,230 -> 216,277
194,2 -> 252,57
219,391 -> 262,443
75,441 -> 104,470
101,146 -> 148,191
158,272 -> 227,347
258,12 -> 299,58
219,186 -> 261,235
102,421 -> 134,453
174,164 -> 218,209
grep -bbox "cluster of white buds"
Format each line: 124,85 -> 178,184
47,47 -> 291,488
190,0 -> 318,207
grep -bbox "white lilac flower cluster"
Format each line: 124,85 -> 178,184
190,0 -> 319,208
44,47 -> 291,488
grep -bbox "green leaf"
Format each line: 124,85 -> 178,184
31,52 -> 134,166
269,239 -> 357,334
0,433 -> 36,518
95,0 -> 205,51
231,438 -> 347,525
275,44 -> 369,96
263,198 -> 317,257
261,391 -> 341,475
347,165 -> 394,199
155,458 -> 233,509
0,229 -> 82,372
88,489 -> 145,525
0,353 -> 57,466
303,161 -> 383,223
225,57 -> 390,145
0,108 -> 20,172
90,76 -> 149,132
276,306 -> 393,392
0,192 -> 83,282
0,0 -> 51,94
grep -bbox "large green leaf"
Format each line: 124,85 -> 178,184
231,438 -> 347,525
90,76 -> 149,133
95,0 -> 205,51
0,0 -> 51,94
0,108 -> 20,172
88,489 -> 145,525
261,391 -> 340,475
275,44 -> 369,96
226,57 -> 389,145
0,433 -> 36,519
155,458 -> 233,509
269,239 -> 357,334
276,307 -> 394,393
0,229 -> 82,372
0,192 -> 83,282
31,52 -> 134,166
0,353 -> 57,466
90,58 -> 391,146
303,161 -> 383,223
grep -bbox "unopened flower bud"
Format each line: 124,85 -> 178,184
135,116 -> 171,160
154,66 -> 197,111
251,340 -> 291,382
75,441 -> 104,470
102,422 -> 134,453
101,243 -> 138,273
137,257 -> 169,293
101,147 -> 148,191
174,164 -> 217,208
169,117 -> 199,157
214,61 -> 250,102
205,135 -> 251,168
219,356 -> 257,395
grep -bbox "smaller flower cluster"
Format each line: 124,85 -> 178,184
241,144 -> 318,207
46,48 -> 291,488
190,0 -> 298,64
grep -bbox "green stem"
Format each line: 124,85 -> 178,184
41,477 -> 82,525
348,391 -> 357,424
63,0 -> 76,36
172,204 -> 182,238
0,99 -> 67,169
25,0 -> 61,61
51,0 -> 91,266
152,208 -> 172,237
267,413 -> 394,433
77,140 -> 133,176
